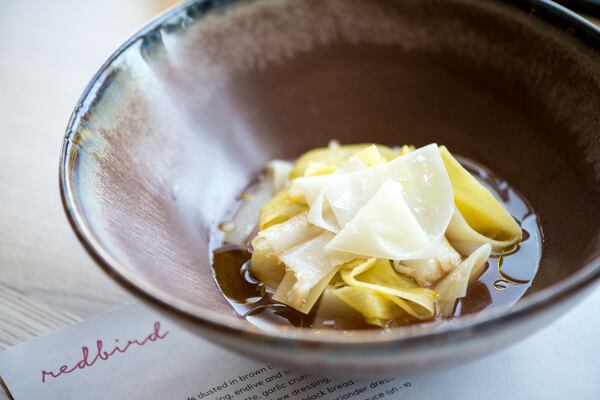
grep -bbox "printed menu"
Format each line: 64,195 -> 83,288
1,288 -> 598,400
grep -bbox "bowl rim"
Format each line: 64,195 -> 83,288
60,0 -> 600,345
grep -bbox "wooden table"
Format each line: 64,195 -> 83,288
0,0 -> 178,351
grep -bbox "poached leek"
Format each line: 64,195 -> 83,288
440,146 -> 521,253
331,285 -> 405,327
250,212 -> 319,289
339,258 -> 437,321
290,144 -> 399,178
258,187 -> 306,230
394,237 -> 462,287
245,142 -> 521,326
434,243 -> 492,317
273,231 -> 339,311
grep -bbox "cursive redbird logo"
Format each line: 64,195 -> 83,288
41,321 -> 169,383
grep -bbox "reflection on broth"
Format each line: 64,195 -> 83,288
212,144 -> 542,331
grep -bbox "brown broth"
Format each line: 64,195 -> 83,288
211,155 -> 542,330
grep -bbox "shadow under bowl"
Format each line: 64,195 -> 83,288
60,0 -> 600,376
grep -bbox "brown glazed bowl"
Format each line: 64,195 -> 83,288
60,0 -> 600,376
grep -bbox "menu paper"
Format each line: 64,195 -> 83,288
1,288 -> 599,400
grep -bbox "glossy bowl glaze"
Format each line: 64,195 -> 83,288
60,0 -> 600,376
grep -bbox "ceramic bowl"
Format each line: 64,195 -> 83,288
60,0 -> 600,376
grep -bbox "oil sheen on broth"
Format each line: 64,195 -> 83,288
212,155 -> 542,331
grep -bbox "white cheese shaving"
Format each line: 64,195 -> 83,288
326,180 -> 433,259
292,144 -> 454,260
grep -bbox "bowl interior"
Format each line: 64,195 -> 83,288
62,0 -> 600,338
